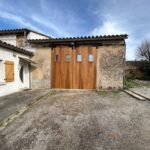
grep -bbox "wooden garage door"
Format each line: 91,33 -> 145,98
52,45 -> 97,89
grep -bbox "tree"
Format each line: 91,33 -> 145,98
137,40 -> 150,62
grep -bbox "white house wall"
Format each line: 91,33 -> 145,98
27,32 -> 49,40
0,47 -> 30,97
0,35 -> 17,46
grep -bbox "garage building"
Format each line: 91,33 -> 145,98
29,34 -> 128,89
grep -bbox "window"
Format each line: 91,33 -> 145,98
77,54 -> 82,62
55,55 -> 60,62
19,66 -> 24,83
66,54 -> 71,62
5,61 -> 14,82
88,54 -> 94,62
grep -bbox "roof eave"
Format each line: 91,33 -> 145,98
0,41 -> 33,56
28,35 -> 128,44
0,28 -> 51,38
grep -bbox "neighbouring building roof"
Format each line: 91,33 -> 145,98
0,40 -> 33,56
0,28 -> 51,38
28,34 -> 128,43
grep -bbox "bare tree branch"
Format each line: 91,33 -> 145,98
136,40 -> 150,62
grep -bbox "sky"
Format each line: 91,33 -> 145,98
0,0 -> 150,60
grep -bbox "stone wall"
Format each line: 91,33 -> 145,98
16,34 -> 24,47
31,47 -> 51,88
31,44 -> 125,90
96,45 -> 125,89
125,61 -> 150,79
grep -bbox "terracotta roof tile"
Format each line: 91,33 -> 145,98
0,28 -> 51,38
0,40 -> 33,56
28,34 -> 128,43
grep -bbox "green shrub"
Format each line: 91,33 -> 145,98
125,78 -> 139,89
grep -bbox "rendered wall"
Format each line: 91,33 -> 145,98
0,35 -> 17,46
0,47 -> 30,97
31,44 -> 125,89
31,47 -> 51,88
27,32 -> 49,40
16,34 -> 24,47
96,45 -> 125,89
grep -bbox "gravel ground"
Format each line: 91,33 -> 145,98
0,91 -> 150,150
131,87 -> 150,98
130,80 -> 150,98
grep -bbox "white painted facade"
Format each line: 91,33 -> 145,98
27,32 -> 49,40
0,29 -> 49,96
0,31 -> 49,48
0,35 -> 16,46
0,47 -> 30,97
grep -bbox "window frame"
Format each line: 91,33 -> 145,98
66,54 -> 71,62
54,54 -> 60,62
88,54 -> 94,62
77,54 -> 82,62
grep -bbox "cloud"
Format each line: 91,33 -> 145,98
31,15 -> 70,37
91,21 -> 137,60
91,21 -> 127,35
0,0 -> 73,37
1,0 -> 150,60
88,3 -> 136,60
38,0 -> 89,37
0,11 -> 44,33
90,18 -> 137,60
89,0 -> 150,60
0,0 -> 95,37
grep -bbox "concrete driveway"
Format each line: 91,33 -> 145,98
0,89 -> 51,122
0,91 -> 150,150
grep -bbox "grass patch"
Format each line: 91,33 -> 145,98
95,89 -> 121,97
0,120 -> 3,127
125,78 -> 140,89
113,90 -> 120,96
95,90 -> 110,96
49,90 -> 56,96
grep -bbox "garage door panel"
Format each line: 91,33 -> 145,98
88,46 -> 97,89
52,45 -> 97,89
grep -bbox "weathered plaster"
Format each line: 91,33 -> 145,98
31,47 -> 51,88
27,32 -> 49,40
16,34 -> 24,47
96,45 -> 125,89
0,35 -> 17,46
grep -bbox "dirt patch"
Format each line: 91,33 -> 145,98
0,91 -> 150,150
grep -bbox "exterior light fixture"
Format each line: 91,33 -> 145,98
71,42 -> 75,50
70,42 -> 74,46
